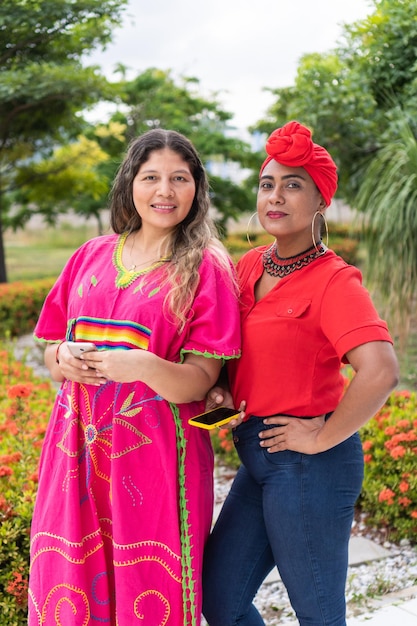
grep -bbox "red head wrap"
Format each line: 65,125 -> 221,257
260,121 -> 338,206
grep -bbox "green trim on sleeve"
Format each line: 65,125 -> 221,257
179,348 -> 241,364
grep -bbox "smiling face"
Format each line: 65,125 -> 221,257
132,148 -> 197,236
257,160 -> 326,255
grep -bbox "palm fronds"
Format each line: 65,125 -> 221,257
355,117 -> 417,346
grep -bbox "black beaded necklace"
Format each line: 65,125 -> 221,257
262,242 -> 327,278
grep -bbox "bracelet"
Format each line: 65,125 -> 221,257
55,340 -> 66,364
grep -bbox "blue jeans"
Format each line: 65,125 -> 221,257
202,415 -> 364,625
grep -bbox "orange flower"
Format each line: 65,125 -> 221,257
5,569 -> 28,606
398,497 -> 412,507
411,511 -> 417,519
29,471 -> 39,483
37,382 -> 52,391
0,465 -> 13,477
378,488 -> 395,505
0,452 -> 23,465
385,433 -> 408,449
397,419 -> 411,430
7,383 -> 33,398
384,426 -> 397,436
397,390 -> 411,399
362,440 -> 373,451
377,411 -> 391,422
390,445 -> 406,459
364,454 -> 373,464
399,481 -> 410,493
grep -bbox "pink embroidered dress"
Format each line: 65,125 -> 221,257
29,233 -> 240,626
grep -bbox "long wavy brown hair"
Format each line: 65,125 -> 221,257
109,129 -> 237,331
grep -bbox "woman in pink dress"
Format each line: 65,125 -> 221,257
29,129 -> 241,625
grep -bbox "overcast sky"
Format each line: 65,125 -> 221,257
87,0 -> 374,132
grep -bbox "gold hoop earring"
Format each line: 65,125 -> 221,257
246,212 -> 259,249
311,211 -> 329,252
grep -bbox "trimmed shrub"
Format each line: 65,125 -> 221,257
0,279 -> 55,339
358,390 -> 417,542
0,346 -> 55,623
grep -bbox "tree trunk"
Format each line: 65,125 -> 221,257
0,194 -> 8,283
97,212 -> 104,236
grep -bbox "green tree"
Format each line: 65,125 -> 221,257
354,112 -> 417,344
14,133 -> 114,235
340,0 -> 417,341
0,0 -> 128,282
342,0 -> 417,112
24,68 -> 257,237
253,0 -> 417,203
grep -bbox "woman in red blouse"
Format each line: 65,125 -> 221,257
203,121 -> 399,626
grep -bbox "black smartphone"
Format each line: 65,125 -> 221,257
188,406 -> 240,430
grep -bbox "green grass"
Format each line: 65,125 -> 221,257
6,246 -> 77,281
4,222 -> 100,281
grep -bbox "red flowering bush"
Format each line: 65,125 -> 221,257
0,278 -> 55,338
358,390 -> 417,542
210,427 -> 240,469
0,345 -> 56,623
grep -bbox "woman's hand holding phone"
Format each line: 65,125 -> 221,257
66,341 -> 98,358
55,341 -> 107,386
204,385 -> 246,427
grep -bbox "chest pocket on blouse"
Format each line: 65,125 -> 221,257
275,298 -> 311,318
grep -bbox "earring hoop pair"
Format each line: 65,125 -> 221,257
311,211 -> 329,252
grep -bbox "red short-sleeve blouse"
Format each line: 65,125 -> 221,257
228,247 -> 393,418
